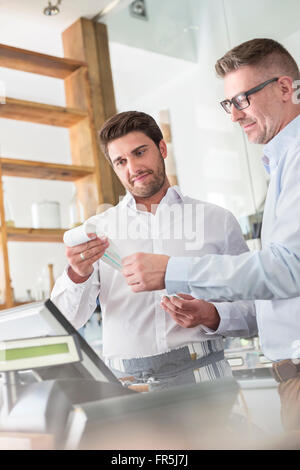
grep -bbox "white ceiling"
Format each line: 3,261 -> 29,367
0,0 -> 129,55
1,0 -> 300,59
0,0 -> 121,30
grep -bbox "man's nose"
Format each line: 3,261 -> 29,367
231,104 -> 246,122
127,159 -> 141,177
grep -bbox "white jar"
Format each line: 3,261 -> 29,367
31,201 -> 61,229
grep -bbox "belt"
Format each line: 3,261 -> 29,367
272,359 -> 300,383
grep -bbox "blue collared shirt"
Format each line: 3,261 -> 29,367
166,114 -> 300,360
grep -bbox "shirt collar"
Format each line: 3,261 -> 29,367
120,185 -> 184,211
263,113 -> 300,174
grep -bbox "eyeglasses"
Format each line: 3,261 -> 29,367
220,77 -> 279,114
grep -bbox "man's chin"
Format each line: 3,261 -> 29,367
244,130 -> 266,145
132,189 -> 156,198
131,182 -> 164,199
248,135 -> 267,145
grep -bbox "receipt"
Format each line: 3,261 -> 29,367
63,221 -> 122,271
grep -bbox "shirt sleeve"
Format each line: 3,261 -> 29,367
166,146 -> 300,302
50,263 -> 101,330
202,300 -> 258,338
197,210 -> 257,338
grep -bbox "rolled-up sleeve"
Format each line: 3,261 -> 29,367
202,300 -> 258,338
50,264 -> 100,329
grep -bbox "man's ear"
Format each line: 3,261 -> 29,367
159,139 -> 168,159
278,76 -> 294,102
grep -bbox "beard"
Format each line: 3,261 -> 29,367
128,153 -> 166,198
247,125 -> 274,145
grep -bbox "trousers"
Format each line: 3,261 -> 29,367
278,376 -> 300,431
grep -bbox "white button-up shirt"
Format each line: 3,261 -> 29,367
166,115 -> 300,361
51,186 -> 257,360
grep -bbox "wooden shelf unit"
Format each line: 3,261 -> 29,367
0,158 -> 94,181
6,227 -> 66,243
0,19 -> 124,309
0,43 -> 87,79
0,97 -> 88,127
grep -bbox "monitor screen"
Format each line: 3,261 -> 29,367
0,299 -> 119,383
0,334 -> 82,372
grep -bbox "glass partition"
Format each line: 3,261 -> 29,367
101,0 -> 300,245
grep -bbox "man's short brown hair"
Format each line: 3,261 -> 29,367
99,111 -> 163,162
215,38 -> 300,80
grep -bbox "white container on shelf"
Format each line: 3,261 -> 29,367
31,201 -> 61,229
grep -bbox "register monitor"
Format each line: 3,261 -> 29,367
0,301 -> 239,449
0,299 -> 119,383
0,300 -> 134,444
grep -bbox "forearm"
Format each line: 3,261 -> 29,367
166,245 -> 300,302
50,265 -> 100,329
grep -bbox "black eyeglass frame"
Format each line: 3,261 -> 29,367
220,77 -> 279,113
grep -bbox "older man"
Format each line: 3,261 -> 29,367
124,39 -> 300,429
51,111 -> 256,391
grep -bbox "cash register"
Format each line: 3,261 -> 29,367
0,300 -> 239,450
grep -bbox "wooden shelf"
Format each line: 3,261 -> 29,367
0,158 -> 94,181
6,227 -> 66,243
0,301 -> 32,311
12,301 -> 32,307
0,43 -> 87,79
0,97 -> 88,127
